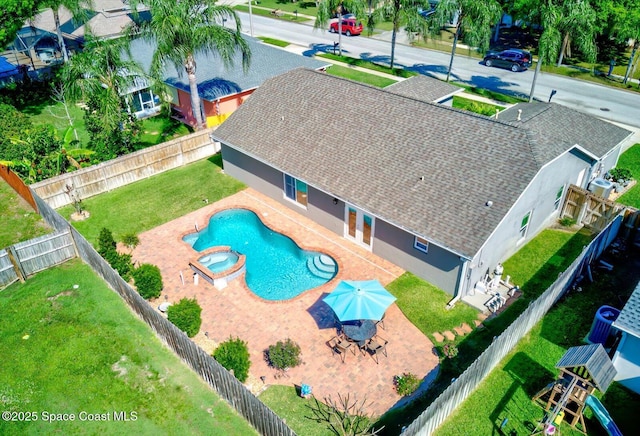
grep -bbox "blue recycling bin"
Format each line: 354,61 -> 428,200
587,305 -> 620,345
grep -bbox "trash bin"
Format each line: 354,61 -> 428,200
587,305 -> 620,345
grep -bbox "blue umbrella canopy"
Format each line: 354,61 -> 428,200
323,280 -> 396,322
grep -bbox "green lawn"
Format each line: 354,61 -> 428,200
318,53 -> 417,78
0,179 -> 50,248
26,101 -> 91,146
136,116 -> 192,147
58,156 -> 245,246
235,5 -> 310,22
452,83 -> 527,104
0,259 -> 256,435
258,36 -> 290,47
325,64 -> 397,87
259,386 -> 330,436
387,272 -> 479,342
434,251 -> 640,436
452,95 -> 505,116
616,144 -> 640,208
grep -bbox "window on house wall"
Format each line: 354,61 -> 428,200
519,211 -> 531,240
554,186 -> 564,210
414,236 -> 429,253
284,174 -> 308,207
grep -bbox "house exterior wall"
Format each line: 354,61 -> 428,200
205,90 -> 254,128
373,220 -> 462,294
612,333 -> 640,394
174,88 -> 196,127
466,150 -> 593,294
221,144 -> 461,294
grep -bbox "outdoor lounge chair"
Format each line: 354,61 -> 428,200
366,336 -> 388,364
328,336 -> 355,362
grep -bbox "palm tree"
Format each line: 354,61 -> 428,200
130,0 -> 251,130
315,0 -> 366,57
62,35 -> 144,132
371,0 -> 432,69
527,0 -> 597,102
41,0 -> 93,63
612,2 -> 640,84
429,0 -> 502,82
554,0 -> 597,67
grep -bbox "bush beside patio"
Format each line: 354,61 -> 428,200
0,259 -> 256,434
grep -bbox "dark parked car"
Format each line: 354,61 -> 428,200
483,49 -> 532,72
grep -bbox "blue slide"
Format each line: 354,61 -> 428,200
585,395 -> 623,436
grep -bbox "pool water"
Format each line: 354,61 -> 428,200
186,209 -> 337,300
198,251 -> 239,273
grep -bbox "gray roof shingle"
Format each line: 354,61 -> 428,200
385,75 -> 463,103
499,103 -> 632,164
613,280 -> 640,337
214,68 -> 538,257
555,343 -> 616,392
214,69 -> 630,257
128,37 -> 330,101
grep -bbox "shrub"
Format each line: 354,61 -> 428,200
608,168 -> 632,182
559,217 -> 577,227
394,372 -> 421,396
267,338 -> 302,370
132,264 -> 163,299
443,343 -> 459,359
97,227 -> 116,258
122,233 -> 140,252
167,298 -> 202,338
213,337 -> 251,383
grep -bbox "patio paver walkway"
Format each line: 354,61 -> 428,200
132,188 -> 439,417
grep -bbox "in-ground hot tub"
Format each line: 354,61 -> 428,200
189,246 -> 246,289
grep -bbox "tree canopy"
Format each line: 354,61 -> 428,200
0,0 -> 42,47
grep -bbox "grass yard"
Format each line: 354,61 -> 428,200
452,95 -> 505,116
258,36 -> 290,47
235,5 -> 309,22
259,386 -> 330,436
325,64 -> 397,87
26,101 -> 91,145
616,144 -> 640,208
452,83 -> 527,104
375,228 -> 594,434
318,53 -> 417,78
0,259 -> 256,435
0,178 -> 50,248
58,156 -> 245,246
136,116 -> 192,147
387,273 -> 479,342
434,250 -> 640,436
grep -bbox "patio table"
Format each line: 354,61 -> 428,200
341,320 -> 377,343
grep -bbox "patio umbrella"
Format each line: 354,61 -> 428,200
323,280 -> 396,322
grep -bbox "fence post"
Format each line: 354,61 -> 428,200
6,246 -> 27,282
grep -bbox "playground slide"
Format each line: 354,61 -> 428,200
585,395 -> 623,436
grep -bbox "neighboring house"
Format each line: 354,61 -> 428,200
213,68 -> 633,297
385,75 -> 463,106
128,37 -> 330,128
611,281 -> 640,394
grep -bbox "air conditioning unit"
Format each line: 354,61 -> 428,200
588,177 -> 614,199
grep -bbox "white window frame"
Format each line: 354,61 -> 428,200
414,236 -> 429,253
519,211 -> 532,241
554,186 -> 564,210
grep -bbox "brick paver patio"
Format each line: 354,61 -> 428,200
132,188 -> 439,417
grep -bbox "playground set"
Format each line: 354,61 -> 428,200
531,343 -> 623,435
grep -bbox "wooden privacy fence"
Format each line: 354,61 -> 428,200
402,214 -> 624,435
560,185 -> 624,233
0,163 -> 37,211
32,193 -> 295,436
0,230 -> 76,289
31,129 -> 220,209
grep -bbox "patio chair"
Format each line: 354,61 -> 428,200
376,313 -> 386,330
366,336 -> 388,364
328,336 -> 354,363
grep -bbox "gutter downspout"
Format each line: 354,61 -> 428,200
447,257 -> 470,309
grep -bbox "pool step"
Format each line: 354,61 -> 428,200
307,255 -> 337,280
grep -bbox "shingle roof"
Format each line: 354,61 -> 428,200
499,103 -> 632,164
556,344 -> 616,392
613,280 -> 640,337
385,75 -> 463,103
214,68 -> 540,257
129,37 -> 330,102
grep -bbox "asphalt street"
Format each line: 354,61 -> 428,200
236,12 -> 640,129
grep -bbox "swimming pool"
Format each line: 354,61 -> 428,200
185,208 -> 337,300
